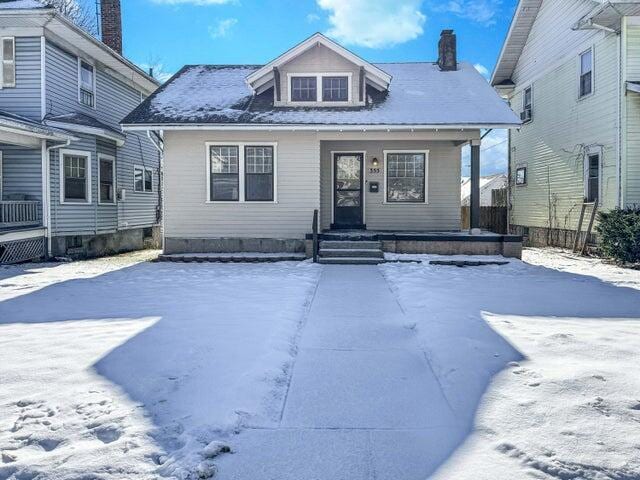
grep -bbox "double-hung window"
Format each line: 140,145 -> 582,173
1,37 -> 15,88
522,86 -> 533,123
134,165 -> 153,193
245,146 -> 274,201
79,59 -> 95,107
99,155 -> 115,203
208,143 -> 276,202
385,151 -> 428,203
290,76 -> 317,102
61,151 -> 91,203
322,76 -> 348,102
585,153 -> 600,203
579,48 -> 593,98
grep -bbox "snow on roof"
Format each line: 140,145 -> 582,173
122,62 -> 521,127
0,0 -> 45,9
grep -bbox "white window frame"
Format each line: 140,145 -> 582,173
522,85 -> 533,123
0,151 -> 3,199
205,142 -> 278,204
287,72 -> 352,105
77,57 -> 96,108
383,150 -> 429,205
97,154 -> 116,205
0,37 -> 15,89
578,47 -> 594,100
59,149 -> 92,205
134,165 -> 154,193
584,147 -> 602,204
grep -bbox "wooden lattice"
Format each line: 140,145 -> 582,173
0,237 -> 45,264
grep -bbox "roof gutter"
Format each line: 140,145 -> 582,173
121,123 -> 522,132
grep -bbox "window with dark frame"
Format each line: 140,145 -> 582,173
63,154 -> 88,201
515,166 -> 527,186
144,168 -> 153,192
580,49 -> 593,98
79,60 -> 95,107
245,146 -> 274,201
586,153 -> 600,203
210,146 -> 239,201
322,76 -> 348,102
291,76 -> 317,102
386,153 -> 426,203
99,157 -> 115,203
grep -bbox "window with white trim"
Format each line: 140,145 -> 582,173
585,152 -> 600,203
322,76 -> 348,102
522,86 -> 533,123
134,166 -> 153,193
244,146 -> 274,201
208,143 -> 277,202
1,37 -> 15,88
291,76 -> 317,102
579,48 -> 593,98
515,166 -> 527,186
62,152 -> 90,203
79,59 -> 95,107
385,152 -> 427,203
99,155 -> 115,203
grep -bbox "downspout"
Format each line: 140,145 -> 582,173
146,130 -> 164,250
45,138 -> 71,257
618,21 -> 624,208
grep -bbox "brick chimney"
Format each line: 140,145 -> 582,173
438,30 -> 457,71
100,0 -> 122,54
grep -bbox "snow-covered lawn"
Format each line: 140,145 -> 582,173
0,248 -> 639,479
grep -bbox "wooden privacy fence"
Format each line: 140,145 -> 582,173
461,206 -> 508,234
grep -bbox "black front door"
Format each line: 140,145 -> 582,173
333,153 -> 364,229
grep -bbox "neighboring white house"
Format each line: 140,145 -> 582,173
122,31 -> 522,260
461,174 -> 507,206
492,0 -> 640,246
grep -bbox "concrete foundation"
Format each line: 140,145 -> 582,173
52,226 -> 162,259
510,224 -> 597,249
164,237 -> 306,255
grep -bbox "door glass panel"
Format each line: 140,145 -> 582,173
336,179 -> 359,190
336,191 -> 361,207
336,157 -> 360,182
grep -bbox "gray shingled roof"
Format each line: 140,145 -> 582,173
122,62 -> 520,127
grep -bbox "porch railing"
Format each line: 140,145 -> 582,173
0,201 -> 42,229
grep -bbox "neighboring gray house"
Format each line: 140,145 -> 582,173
123,31 -> 522,262
492,0 -> 640,246
0,0 -> 161,263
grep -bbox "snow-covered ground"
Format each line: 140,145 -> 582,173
0,248 -> 639,479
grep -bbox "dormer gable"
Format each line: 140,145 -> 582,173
246,33 -> 391,107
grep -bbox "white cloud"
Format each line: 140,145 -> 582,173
432,0 -> 502,25
306,13 -> 320,23
461,129 -> 509,177
474,63 -> 490,79
208,18 -> 238,39
151,0 -> 235,5
317,0 -> 426,48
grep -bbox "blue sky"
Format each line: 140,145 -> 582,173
115,0 -> 518,176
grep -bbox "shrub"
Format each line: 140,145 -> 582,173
596,207 -> 640,264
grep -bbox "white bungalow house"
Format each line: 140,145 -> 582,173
122,31 -> 522,262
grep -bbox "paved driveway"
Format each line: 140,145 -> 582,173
216,265 -> 465,479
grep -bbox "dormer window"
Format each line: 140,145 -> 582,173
322,76 -> 348,102
291,76 -> 317,102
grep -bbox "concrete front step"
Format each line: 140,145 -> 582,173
320,240 -> 382,250
320,248 -> 384,259
318,257 -> 385,265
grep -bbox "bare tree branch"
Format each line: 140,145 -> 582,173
41,0 -> 97,36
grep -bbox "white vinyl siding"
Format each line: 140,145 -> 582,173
164,131 -> 318,239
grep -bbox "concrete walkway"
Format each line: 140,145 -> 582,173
217,265 -> 465,479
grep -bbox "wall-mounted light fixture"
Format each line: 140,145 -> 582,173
371,157 -> 379,167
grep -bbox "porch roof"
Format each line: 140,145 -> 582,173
44,113 -> 126,146
122,62 -> 521,130
0,109 -> 72,147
